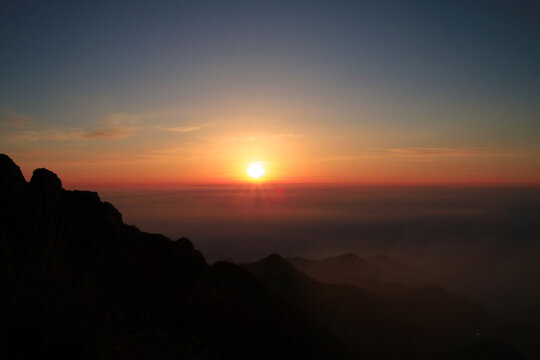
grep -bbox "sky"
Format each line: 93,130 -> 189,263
1,0 -> 539,185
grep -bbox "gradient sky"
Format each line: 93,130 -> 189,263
1,0 -> 539,185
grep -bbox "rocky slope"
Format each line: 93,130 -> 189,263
0,154 -> 350,359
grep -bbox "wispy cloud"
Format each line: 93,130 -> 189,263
7,129 -> 77,142
2,111 -> 137,142
2,110 -> 218,142
80,127 -> 129,139
159,125 -> 204,133
386,147 -> 516,158
0,110 -> 32,128
319,147 -> 518,162
156,122 -> 213,133
8,127 -> 130,142
249,133 -> 303,140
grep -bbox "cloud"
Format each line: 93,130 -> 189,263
159,125 -> 205,133
319,147 -> 518,162
224,133 -> 302,142
81,112 -> 139,138
156,121 -> 214,134
0,110 -> 31,128
7,127 -> 130,142
1,111 -> 138,142
2,110 -> 216,143
80,127 -> 128,139
7,129 -> 77,142
385,147 -> 516,158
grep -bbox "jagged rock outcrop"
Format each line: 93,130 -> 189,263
30,167 -> 62,192
0,154 -> 27,209
0,153 -> 26,189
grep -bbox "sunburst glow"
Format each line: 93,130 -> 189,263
246,162 -> 265,179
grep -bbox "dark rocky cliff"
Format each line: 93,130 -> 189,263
0,154 -> 349,359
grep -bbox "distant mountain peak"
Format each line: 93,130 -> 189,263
247,254 -> 306,279
370,254 -> 400,263
256,253 -> 291,268
288,253 -> 364,265
326,253 -> 364,264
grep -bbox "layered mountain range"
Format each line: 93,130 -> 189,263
0,154 -> 525,359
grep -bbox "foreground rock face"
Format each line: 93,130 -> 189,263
0,154 -> 349,360
30,167 -> 63,192
0,153 -> 26,189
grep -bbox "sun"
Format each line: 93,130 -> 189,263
246,162 -> 265,179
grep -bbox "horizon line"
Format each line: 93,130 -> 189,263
63,180 -> 540,190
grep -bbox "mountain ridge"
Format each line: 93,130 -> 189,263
0,154 -> 524,359
0,154 -> 352,359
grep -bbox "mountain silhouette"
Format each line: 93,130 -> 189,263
0,154 -> 525,359
0,154 -> 351,359
288,252 -> 434,289
245,254 -> 498,359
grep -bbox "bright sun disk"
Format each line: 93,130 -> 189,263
246,162 -> 265,179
